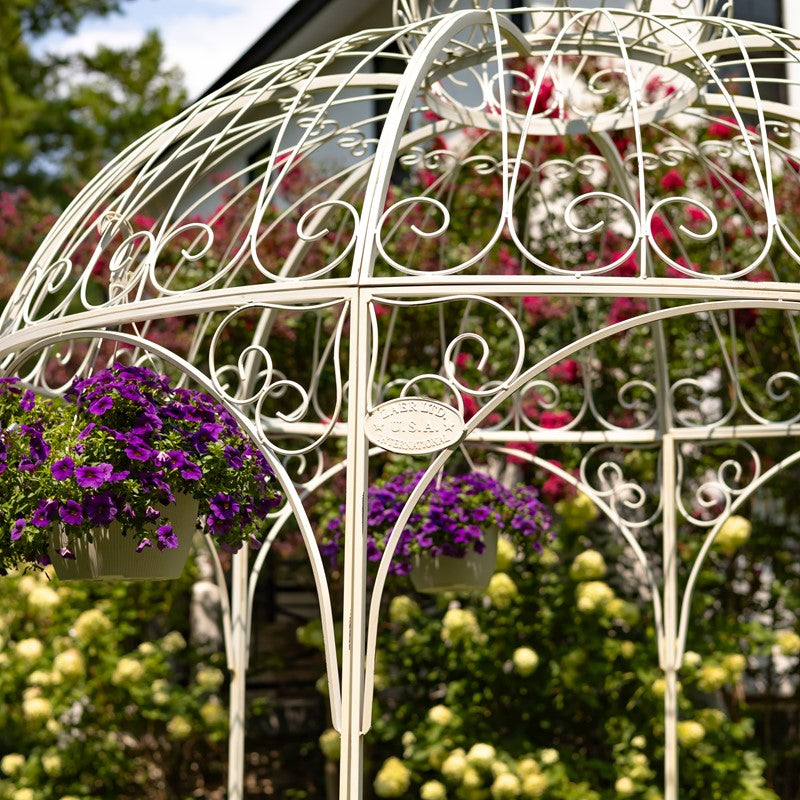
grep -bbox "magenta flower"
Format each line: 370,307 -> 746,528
209,493 -> 239,521
123,438 -> 152,461
19,426 -> 50,471
32,499 -> 59,528
75,463 -> 113,489
83,494 -> 117,525
168,451 -> 202,480
76,422 -> 95,440
224,445 -> 243,469
10,519 -> 26,541
59,500 -> 83,526
88,395 -> 113,415
51,457 -> 75,481
156,524 -> 178,550
19,390 -> 35,412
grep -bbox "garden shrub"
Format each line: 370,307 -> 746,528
0,565 -> 228,800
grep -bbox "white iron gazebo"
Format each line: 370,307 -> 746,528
2,0 -> 800,797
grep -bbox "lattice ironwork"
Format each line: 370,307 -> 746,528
3,1 -> 800,797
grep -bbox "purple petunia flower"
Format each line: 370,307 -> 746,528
135,410 -> 162,431
56,547 -> 76,560
209,492 -> 239,521
32,499 -> 59,528
76,422 -> 95,440
117,383 -> 143,402
59,500 -> 83,526
135,538 -> 153,552
51,457 -> 75,481
19,426 -> 50,471
152,450 -> 171,466
88,395 -> 113,415
11,519 -> 26,541
83,494 -> 117,526
156,524 -> 178,551
19,390 -> 35,412
168,451 -> 202,481
223,445 -> 243,470
200,423 -> 224,441
180,461 -> 202,481
75,463 -> 113,489
123,437 -> 152,462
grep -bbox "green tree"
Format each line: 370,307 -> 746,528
0,0 -> 186,201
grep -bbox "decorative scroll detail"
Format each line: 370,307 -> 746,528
579,445 -> 662,530
676,440 -> 761,528
208,301 -> 348,457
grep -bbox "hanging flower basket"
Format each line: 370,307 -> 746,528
0,365 -> 283,578
49,493 -> 199,581
321,470 -> 550,594
410,527 -> 498,593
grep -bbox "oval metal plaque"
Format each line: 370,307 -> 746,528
365,398 -> 465,455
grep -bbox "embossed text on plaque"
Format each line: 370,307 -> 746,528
365,398 -> 465,455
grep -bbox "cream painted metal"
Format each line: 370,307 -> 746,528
2,1 -> 800,797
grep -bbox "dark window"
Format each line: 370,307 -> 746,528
733,0 -> 782,27
719,0 -> 786,104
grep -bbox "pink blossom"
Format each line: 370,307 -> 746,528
461,394 -> 479,420
606,297 -> 647,325
418,169 -> 437,187
708,116 -> 737,139
666,255 -> 698,279
610,251 -> 638,277
649,214 -> 673,243
660,169 -> 685,192
132,214 -> 156,230
547,360 -> 581,384
522,295 -> 570,324
506,441 -> 538,464
539,410 -> 573,429
541,460 -> 575,502
496,244 -> 520,275
687,207 -> 709,224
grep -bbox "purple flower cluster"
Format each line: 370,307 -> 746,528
0,377 -> 60,569
0,364 -> 283,569
321,470 -> 551,575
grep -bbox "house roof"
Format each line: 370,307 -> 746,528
201,0 -> 391,97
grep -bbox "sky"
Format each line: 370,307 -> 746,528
37,0 -> 298,99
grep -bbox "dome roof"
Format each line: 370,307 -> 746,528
1,1 -> 799,432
